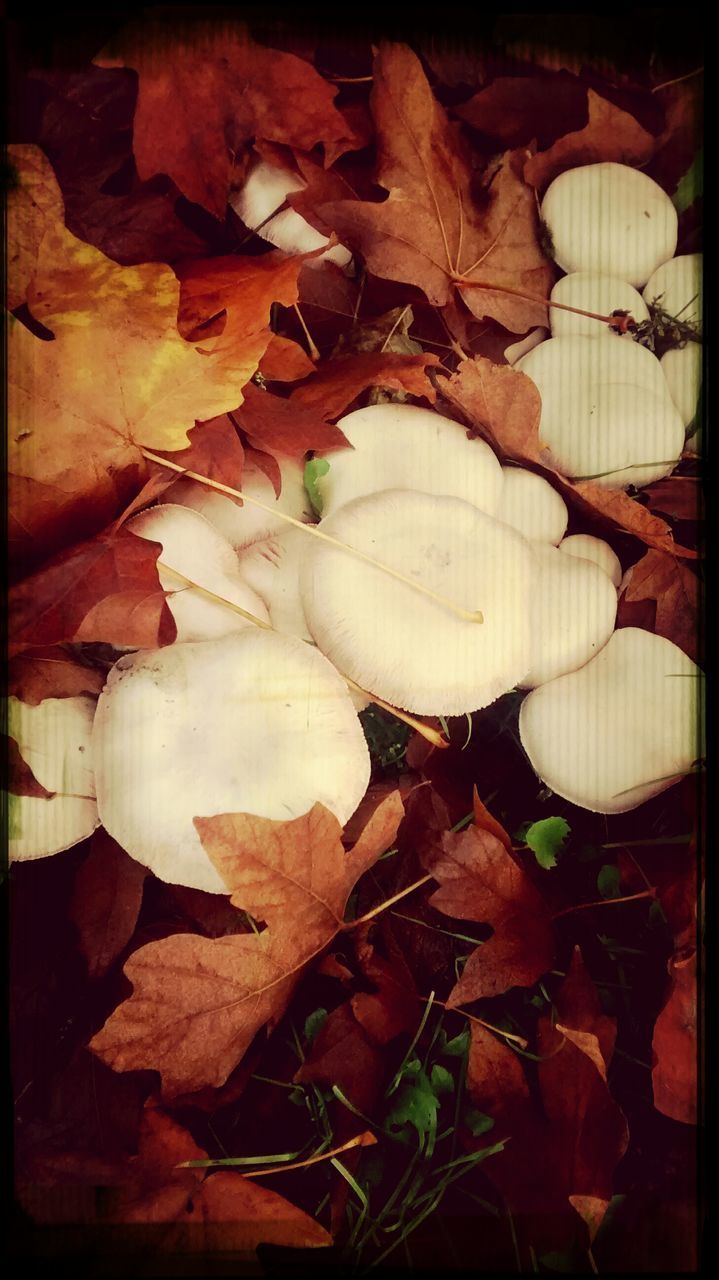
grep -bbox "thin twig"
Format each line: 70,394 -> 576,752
344,874 -> 434,929
552,888 -> 656,920
293,303 -> 320,361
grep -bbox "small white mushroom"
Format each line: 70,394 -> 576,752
541,162 -> 678,286
8,695 -> 99,861
495,467 -> 568,544
93,631 -> 371,893
128,505 -> 270,641
550,272 -> 649,338
504,327 -> 548,364
558,534 -> 623,589
660,344 -> 702,429
238,526 -> 313,643
166,455 -> 314,550
520,545 -> 617,689
516,335 -> 685,488
519,627 -> 703,813
314,403 -> 504,521
642,254 -> 702,329
301,489 -> 533,716
230,158 -> 352,269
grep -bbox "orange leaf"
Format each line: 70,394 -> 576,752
619,549 -> 701,662
652,948 -> 698,1125
524,89 -> 656,190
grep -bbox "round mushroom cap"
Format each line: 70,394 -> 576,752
301,489 -> 533,716
516,335 -> 685,488
504,327 -> 548,364
643,254 -> 702,329
541,162 -> 678,286
165,456 -> 313,550
661,343 -> 702,428
550,272 -> 649,338
519,545 -> 617,689
519,627 -> 703,813
93,631 -> 371,894
314,403 -> 504,521
8,695 -> 99,861
128,505 -> 270,642
559,534 -> 622,589
495,467 -> 568,544
230,159 -> 352,269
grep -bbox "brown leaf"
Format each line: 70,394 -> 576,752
645,475 -> 702,522
424,825 -> 554,1003
7,648 -> 104,705
70,831 -> 149,979
90,795 -> 404,1096
350,922 -> 419,1046
176,250 -> 309,339
259,334 -> 316,382
155,414 -> 246,489
6,144 -> 65,310
9,531 -> 175,656
619,549 -> 701,662
295,1001 -> 385,1116
472,787 -> 514,855
456,75 -> 588,149
234,384 -> 350,460
524,89 -> 656,190
290,351 -> 440,417
317,44 -> 552,333
652,948 -> 698,1125
6,736 -> 54,799
96,19 -> 360,217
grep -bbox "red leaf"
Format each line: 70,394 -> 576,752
176,249 -> 309,339
618,549 -> 701,662
233,383 -> 350,459
259,334 -> 316,382
290,351 -> 440,417
70,831 -> 149,979
524,89 -> 657,189
652,948 -> 698,1125
155,414 -> 246,489
7,648 -> 105,705
472,787 -> 515,855
456,75 -> 588,149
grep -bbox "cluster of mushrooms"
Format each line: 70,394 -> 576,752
10,160 -> 703,895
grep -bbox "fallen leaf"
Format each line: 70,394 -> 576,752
6,736 -> 54,799
233,384 -> 350,460
176,249 -> 310,339
90,794 -> 404,1096
645,475 -> 702,522
317,44 -> 552,332
472,786 -> 513,853
350,922 -> 419,1046
7,648 -> 105,704
6,144 -> 65,309
524,89 -> 656,189
295,1000 -> 385,1117
154,414 -> 246,489
259,334 -> 316,382
618,549 -> 701,662
652,948 -> 698,1125
290,350 -> 440,416
423,824 -> 555,1003
70,831 -> 149,979
456,75 -> 587,149
97,18 -> 360,217
9,531 -> 175,656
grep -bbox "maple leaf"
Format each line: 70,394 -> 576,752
7,647 -> 105,705
524,89 -> 656,189
423,824 -> 555,1003
96,18 -> 360,217
456,74 -> 588,149
259,333 -> 316,382
8,531 -> 175,657
645,475 -> 702,523
154,414 -> 247,489
290,350 -> 440,416
472,785 -> 513,853
70,831 -> 149,980
618,549 -> 701,662
652,948 -> 698,1125
316,44 -> 552,333
104,1104 -> 332,1251
90,794 -> 404,1096
175,248 -> 311,339
232,384 -> 350,460
6,144 -> 65,310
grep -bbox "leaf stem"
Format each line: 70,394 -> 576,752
292,303 -> 320,361
344,874 -> 434,929
552,888 -> 656,920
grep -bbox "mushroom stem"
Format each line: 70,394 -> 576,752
157,561 -> 449,749
142,449 -> 484,623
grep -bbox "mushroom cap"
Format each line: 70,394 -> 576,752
661,343 -> 702,428
519,627 -> 703,813
165,456 -> 313,550
541,162 -> 678,286
516,335 -> 685,488
93,631 -> 371,893
237,526 -> 313,642
315,403 -> 504,521
558,534 -> 623,589
550,272 -> 649,338
300,489 -> 533,716
643,254 -> 702,329
504,327 -> 548,365
519,545 -> 617,689
128,505 -> 270,642
8,695 -> 99,861
230,158 -> 352,269
495,467 -> 568,544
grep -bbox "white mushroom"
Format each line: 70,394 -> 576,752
313,403 -> 504,521
230,158 -> 352,269
520,545 -> 617,689
541,162 -> 678,286
237,526 -> 313,642
93,631 -> 371,893
495,467 -> 568,544
642,254 -> 702,329
166,455 -> 313,550
300,489 -> 533,716
504,327 -> 548,364
519,627 -> 703,813
558,534 -> 623,589
128,505 -> 270,641
549,272 -> 649,338
8,695 -> 99,861
516,335 -> 685,488
660,344 -> 702,429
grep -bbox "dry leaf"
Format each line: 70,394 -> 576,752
524,89 -> 656,189
7,648 -> 105,705
652,949 -> 698,1125
70,831 -> 149,979
619,549 -> 701,661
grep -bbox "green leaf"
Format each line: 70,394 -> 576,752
303,458 -> 330,517
385,1063 -> 441,1142
430,1064 -> 454,1096
440,1028 -> 470,1058
304,1007 -> 328,1044
525,816 -> 570,869
672,147 -> 703,214
597,864 -> 621,899
463,1108 -> 495,1137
